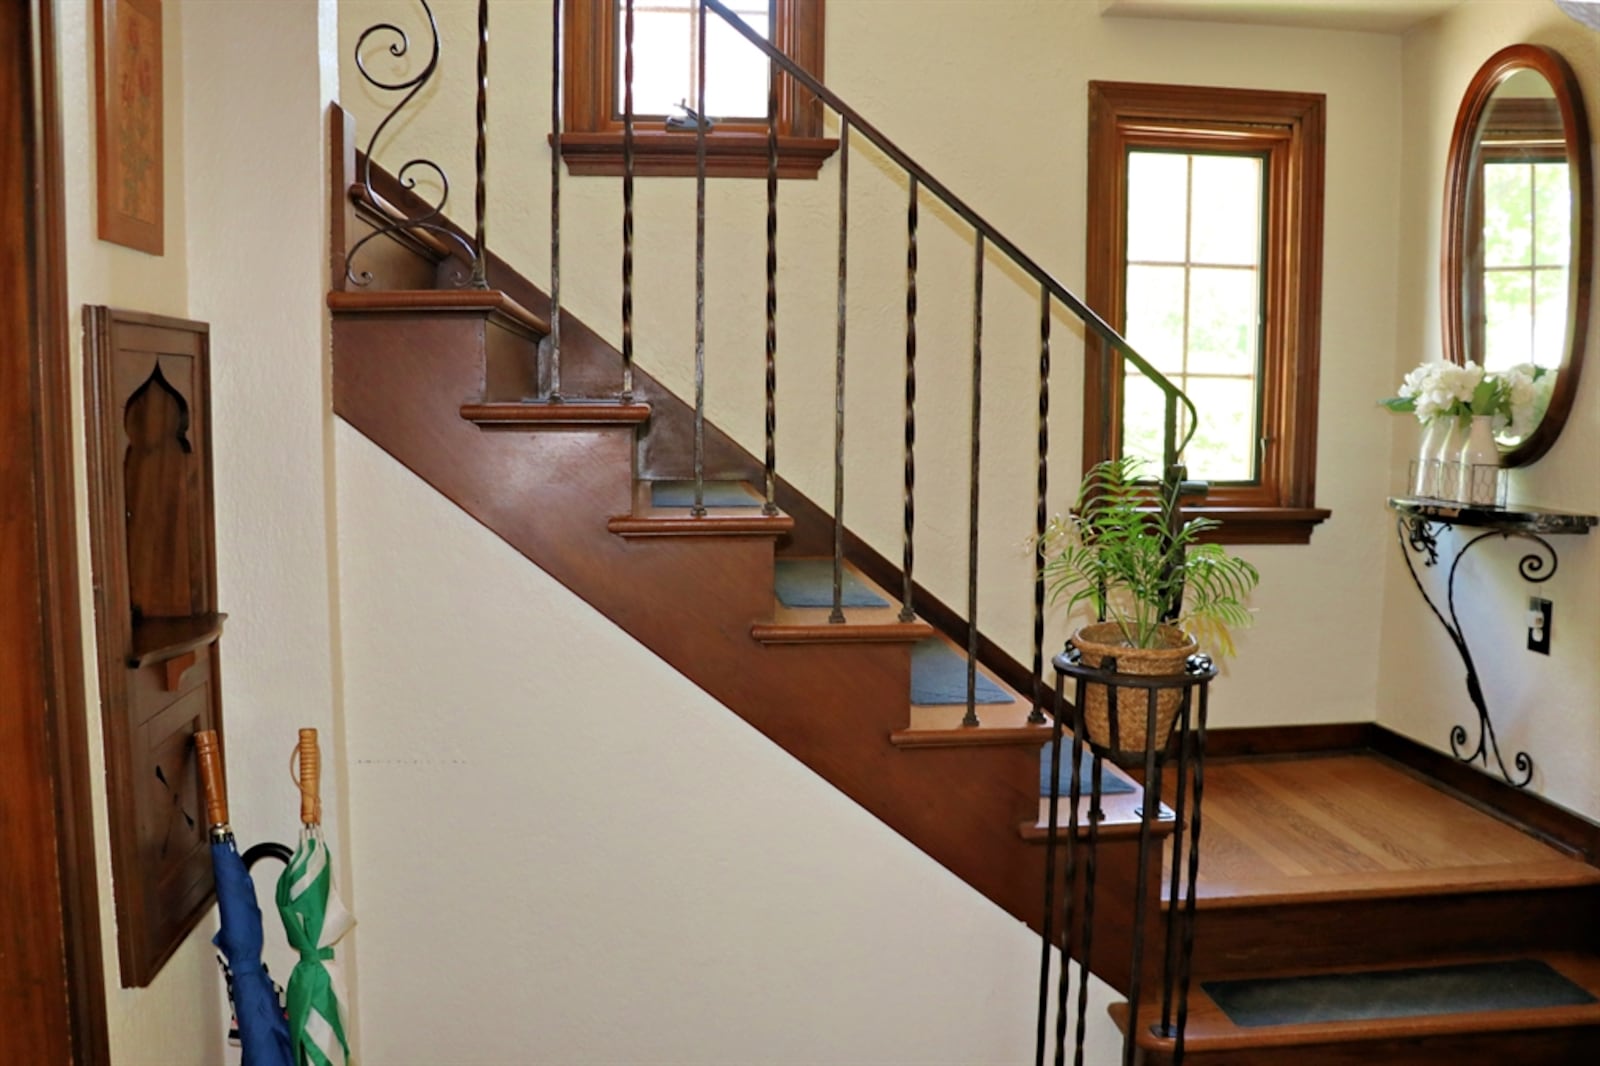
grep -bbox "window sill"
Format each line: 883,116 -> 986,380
1183,506 -> 1332,546
556,131 -> 840,179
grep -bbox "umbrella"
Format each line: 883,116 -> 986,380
278,728 -> 355,1066
195,730 -> 294,1066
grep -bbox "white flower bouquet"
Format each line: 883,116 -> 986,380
1380,360 -> 1548,437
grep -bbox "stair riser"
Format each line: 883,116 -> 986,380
1177,885 -> 1600,979
1136,1026 -> 1600,1065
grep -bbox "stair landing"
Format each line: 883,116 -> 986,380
1169,753 -> 1600,907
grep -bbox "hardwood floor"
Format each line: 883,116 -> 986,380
1172,753 -> 1600,905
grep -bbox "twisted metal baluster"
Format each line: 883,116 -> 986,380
899,177 -> 919,623
830,121 -> 851,624
1035,672 -> 1068,1066
963,234 -> 985,729
469,0 -> 489,289
762,51 -> 780,518
621,0 -> 635,400
346,0 -> 476,286
1030,289 -> 1051,724
548,0 -> 563,401
692,0 -> 709,516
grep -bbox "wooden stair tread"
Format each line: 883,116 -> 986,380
328,287 -> 549,337
461,400 -> 651,427
1119,951 -> 1600,1053
753,558 -> 933,644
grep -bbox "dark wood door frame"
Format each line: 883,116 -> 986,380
3,0 -> 111,1060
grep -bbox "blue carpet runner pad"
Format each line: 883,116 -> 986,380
1203,958 -> 1594,1028
774,559 -> 890,609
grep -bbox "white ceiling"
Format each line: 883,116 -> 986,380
1098,0 -> 1466,35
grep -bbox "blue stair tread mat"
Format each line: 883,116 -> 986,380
650,481 -> 759,508
910,640 -> 1014,705
1039,742 -> 1136,797
1203,959 -> 1595,1029
774,559 -> 889,609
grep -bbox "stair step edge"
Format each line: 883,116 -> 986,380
328,287 -> 549,337
462,400 -> 652,427
607,511 -> 795,538
752,619 -> 934,645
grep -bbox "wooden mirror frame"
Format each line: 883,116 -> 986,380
1441,43 -> 1592,468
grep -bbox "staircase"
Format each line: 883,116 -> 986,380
325,3 -> 1600,1061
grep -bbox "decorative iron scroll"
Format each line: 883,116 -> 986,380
1395,516 -> 1550,788
345,0 -> 478,287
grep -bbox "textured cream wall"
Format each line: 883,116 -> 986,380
337,0 -> 1405,730
57,2 -> 347,1062
334,425 -> 1125,1063
56,2 -> 220,1060
1381,2 -> 1600,816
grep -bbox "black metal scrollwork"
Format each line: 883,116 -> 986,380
1396,517 -> 1552,788
345,0 -> 478,287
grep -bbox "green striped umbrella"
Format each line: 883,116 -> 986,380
278,729 -> 354,1066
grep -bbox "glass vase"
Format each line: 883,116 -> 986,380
1458,414 -> 1501,506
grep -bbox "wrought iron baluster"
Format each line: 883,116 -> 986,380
470,0 -> 489,289
964,234 -> 985,728
1175,682 -> 1211,1065
621,0 -> 635,400
548,0 -> 563,400
346,1 -> 477,287
1036,673 -> 1068,1066
1161,692 -> 1194,1040
830,120 -> 851,623
1073,754 -> 1102,1066
763,49 -> 780,518
1123,687 -> 1165,1066
899,177 -> 919,623
692,0 -> 708,516
1031,288 -> 1050,725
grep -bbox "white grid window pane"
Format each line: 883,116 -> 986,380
618,2 -> 771,120
1122,149 -> 1265,483
1124,265 -> 1186,375
1189,155 -> 1261,266
1126,152 -> 1187,262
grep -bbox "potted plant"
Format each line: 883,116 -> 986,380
1043,457 -> 1260,761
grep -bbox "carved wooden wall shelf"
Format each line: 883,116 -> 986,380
83,306 -> 223,987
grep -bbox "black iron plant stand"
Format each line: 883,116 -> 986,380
1036,647 -> 1216,1066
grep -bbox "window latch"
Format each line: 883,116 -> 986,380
666,100 -> 716,132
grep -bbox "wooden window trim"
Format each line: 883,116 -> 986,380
1084,81 -> 1330,545
560,0 -> 838,178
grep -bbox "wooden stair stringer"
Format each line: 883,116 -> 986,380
330,303 -> 1157,993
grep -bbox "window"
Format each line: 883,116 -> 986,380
1084,82 -> 1330,544
560,0 -> 836,178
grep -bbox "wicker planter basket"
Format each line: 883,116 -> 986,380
1068,622 -> 1198,763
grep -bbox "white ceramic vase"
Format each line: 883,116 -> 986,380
1458,414 -> 1501,506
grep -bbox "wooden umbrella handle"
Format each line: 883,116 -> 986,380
296,728 -> 321,826
195,729 -> 229,828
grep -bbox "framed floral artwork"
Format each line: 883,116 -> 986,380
95,0 -> 163,255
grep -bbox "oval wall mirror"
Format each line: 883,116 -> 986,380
1442,44 -> 1593,467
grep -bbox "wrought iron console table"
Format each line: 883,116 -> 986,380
1390,497 -> 1596,788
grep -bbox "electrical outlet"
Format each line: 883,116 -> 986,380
1528,596 -> 1552,655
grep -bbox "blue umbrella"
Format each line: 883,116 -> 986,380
197,730 -> 294,1066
